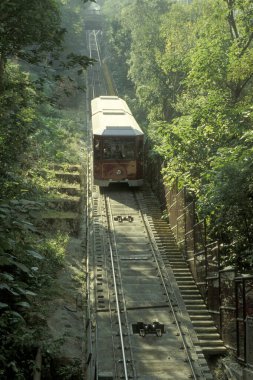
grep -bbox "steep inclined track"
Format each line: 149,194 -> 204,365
141,189 -> 226,357
87,30 -> 106,98
88,185 -> 215,380
85,28 -> 225,380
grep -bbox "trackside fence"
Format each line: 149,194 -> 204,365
146,154 -> 253,366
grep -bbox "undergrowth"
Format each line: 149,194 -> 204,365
0,105 -> 86,379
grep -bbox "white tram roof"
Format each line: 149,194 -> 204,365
91,96 -> 144,137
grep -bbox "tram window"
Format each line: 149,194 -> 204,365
123,141 -> 135,159
102,139 -> 136,160
137,139 -> 143,159
94,138 -> 101,159
103,143 -> 112,159
113,144 -> 123,159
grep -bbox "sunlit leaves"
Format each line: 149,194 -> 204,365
142,0 -> 253,267
227,41 -> 253,83
0,303 -> 8,309
27,250 -> 44,260
0,0 -> 63,64
158,2 -> 195,74
0,63 -> 37,179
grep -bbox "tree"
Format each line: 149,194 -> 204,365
103,0 -> 172,121
123,0 -> 171,121
151,0 -> 253,267
0,0 -> 61,89
0,0 -> 96,185
102,0 -> 135,99
0,0 -> 94,91
103,0 -> 253,268
0,64 -> 37,180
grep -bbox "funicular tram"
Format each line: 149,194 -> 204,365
91,96 -> 144,187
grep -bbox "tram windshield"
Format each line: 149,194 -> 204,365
103,139 -> 135,160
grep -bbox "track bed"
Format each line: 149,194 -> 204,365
86,185 -> 212,380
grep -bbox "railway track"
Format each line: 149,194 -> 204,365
84,23 -> 224,379
86,185 -> 213,380
87,30 -> 107,98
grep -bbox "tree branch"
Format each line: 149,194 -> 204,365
233,71 -> 253,101
225,0 -> 240,40
239,31 -> 253,58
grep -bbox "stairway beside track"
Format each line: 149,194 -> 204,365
142,190 -> 227,357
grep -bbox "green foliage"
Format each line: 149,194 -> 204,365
104,0 -> 253,270
30,110 -> 86,165
0,198 -> 71,378
0,60 -> 85,380
123,0 -> 171,120
0,63 -> 37,176
0,313 -> 37,380
103,0 -> 171,120
0,0 -> 92,196
104,18 -> 133,96
38,232 -> 69,268
102,0 -> 135,97
0,1 -> 91,376
155,0 -> 253,268
0,0 -> 63,63
0,0 -> 94,92
198,138 -> 253,269
0,200 -> 43,379
54,359 -> 82,380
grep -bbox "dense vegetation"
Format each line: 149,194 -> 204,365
1,0 -> 252,376
102,0 -> 253,270
0,0 -> 94,378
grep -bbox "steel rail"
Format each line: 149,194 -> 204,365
86,28 -> 105,377
85,157 -> 93,378
104,194 -> 130,380
85,37 -> 94,379
134,191 -> 199,380
93,30 -> 108,96
88,31 -> 98,98
94,30 -> 102,66
105,194 -> 137,380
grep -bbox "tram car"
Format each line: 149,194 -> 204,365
91,96 -> 144,187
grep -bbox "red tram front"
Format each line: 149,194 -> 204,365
91,96 -> 144,187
